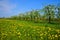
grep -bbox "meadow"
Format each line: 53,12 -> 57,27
0,19 -> 60,40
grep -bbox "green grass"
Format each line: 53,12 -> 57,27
0,19 -> 60,40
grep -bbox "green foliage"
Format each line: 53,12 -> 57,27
6,4 -> 60,23
56,7 -> 60,19
0,19 -> 60,40
43,5 -> 55,23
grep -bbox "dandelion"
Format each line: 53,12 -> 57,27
51,37 -> 53,39
51,35 -> 55,39
55,34 -> 58,37
44,32 -> 47,35
56,29 -> 60,33
2,33 -> 5,35
48,34 -> 51,38
52,35 -> 54,37
17,32 -> 21,35
28,34 -> 30,36
1,33 -> 7,38
17,32 -> 21,38
40,33 -> 44,36
48,30 -> 50,32
13,30 -> 17,33
59,35 -> 60,36
41,37 -> 43,39
53,37 -> 55,39
15,31 -> 17,34
18,36 -> 20,38
48,27 -> 51,30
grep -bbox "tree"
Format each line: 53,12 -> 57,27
43,5 -> 55,23
57,7 -> 60,19
28,10 -> 40,22
19,14 -> 24,20
33,10 -> 40,22
11,16 -> 18,19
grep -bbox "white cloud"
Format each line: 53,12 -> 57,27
0,0 -> 17,13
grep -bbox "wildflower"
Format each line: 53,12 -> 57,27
48,34 -> 51,37
52,35 -> 54,37
44,32 -> 47,35
40,33 -> 44,36
32,34 -> 34,36
2,33 -> 5,35
56,29 -> 60,33
48,30 -> 50,32
41,37 -> 43,39
55,34 -> 58,37
59,35 -> 60,36
17,32 -> 21,35
51,35 -> 55,39
51,37 -> 53,39
18,36 -> 20,38
48,37 -> 50,39
48,27 -> 51,30
2,33 -> 7,38
28,34 -> 30,36
18,32 -> 20,34
13,30 -> 17,33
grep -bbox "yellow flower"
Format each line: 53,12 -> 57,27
17,32 -> 21,35
40,33 -> 44,36
55,34 -> 58,37
44,32 -> 47,35
41,37 -> 43,39
48,34 -> 51,37
59,35 -> 60,36
18,36 -> 20,38
52,35 -> 54,37
48,30 -> 50,32
2,33 -> 5,35
56,29 -> 60,33
51,37 -> 53,39
48,27 -> 51,30
28,34 -> 30,36
53,37 -> 55,39
32,34 -> 34,36
48,37 -> 50,39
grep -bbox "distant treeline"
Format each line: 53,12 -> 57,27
3,5 -> 60,23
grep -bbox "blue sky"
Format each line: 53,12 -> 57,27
0,0 -> 59,17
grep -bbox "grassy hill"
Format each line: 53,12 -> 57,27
0,19 -> 60,40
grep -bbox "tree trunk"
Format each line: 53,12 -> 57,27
48,12 -> 51,23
